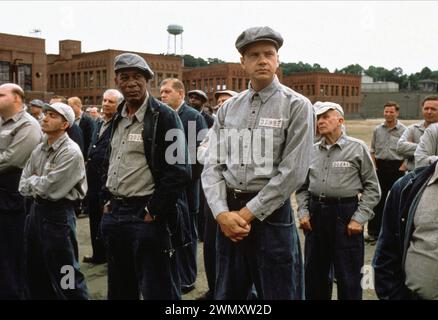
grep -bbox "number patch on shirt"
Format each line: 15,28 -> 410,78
332,161 -> 352,168
128,133 -> 143,142
259,118 -> 282,128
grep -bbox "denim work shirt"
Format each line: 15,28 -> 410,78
296,134 -> 381,225
371,121 -> 406,161
19,132 -> 87,201
202,75 -> 314,221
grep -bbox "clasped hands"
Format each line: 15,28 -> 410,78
216,207 -> 255,242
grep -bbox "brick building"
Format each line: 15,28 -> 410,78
0,32 -> 49,100
182,63 -> 283,104
282,72 -> 361,115
47,40 -> 183,105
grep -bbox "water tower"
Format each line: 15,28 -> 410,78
167,24 -> 184,56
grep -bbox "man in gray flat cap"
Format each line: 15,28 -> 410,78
19,102 -> 89,299
29,99 -> 45,125
212,90 -> 238,115
202,26 -> 314,299
187,89 -> 214,128
296,102 -> 380,300
100,53 -> 190,300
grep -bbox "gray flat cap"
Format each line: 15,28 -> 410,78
187,90 -> 208,102
29,99 -> 44,108
235,26 -> 283,55
43,102 -> 76,128
314,101 -> 344,117
214,90 -> 238,100
114,53 -> 154,80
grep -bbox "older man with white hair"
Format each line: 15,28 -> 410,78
296,101 -> 381,300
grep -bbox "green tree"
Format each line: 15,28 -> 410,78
338,64 -> 364,75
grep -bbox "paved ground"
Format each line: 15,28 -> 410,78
77,194 -> 378,300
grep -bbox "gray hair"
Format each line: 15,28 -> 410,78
103,89 -> 124,104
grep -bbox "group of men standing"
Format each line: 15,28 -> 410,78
1,25 -> 437,300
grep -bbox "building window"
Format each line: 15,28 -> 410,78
89,71 -> 94,88
84,72 -> 88,88
17,64 -> 32,91
0,61 -> 10,85
77,72 -> 81,88
49,74 -> 54,89
96,71 -> 101,88
238,78 -> 242,91
173,74 -> 178,79
55,74 -> 58,89
60,74 -> 64,89
71,73 -> 76,88
166,73 -> 172,79
232,78 -> 236,90
102,70 -> 107,87
65,73 -> 69,88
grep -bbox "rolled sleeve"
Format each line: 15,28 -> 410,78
415,124 -> 438,168
295,175 -> 311,220
352,145 -> 381,225
396,127 -> 417,157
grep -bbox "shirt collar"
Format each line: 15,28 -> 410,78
414,121 -> 427,131
176,101 -> 185,114
383,120 -> 402,131
427,162 -> 438,185
319,133 -> 347,150
121,93 -> 149,122
248,75 -> 280,104
41,132 -> 68,152
0,108 -> 25,124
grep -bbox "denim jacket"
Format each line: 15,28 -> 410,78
373,161 -> 437,299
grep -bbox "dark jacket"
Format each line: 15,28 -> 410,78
102,95 -> 191,219
373,161 -> 437,300
79,113 -> 96,158
86,119 -> 113,194
67,123 -> 84,154
201,110 -> 214,129
177,103 -> 208,215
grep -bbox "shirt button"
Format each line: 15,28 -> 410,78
239,182 -> 243,185
322,179 -> 325,182
252,111 -> 255,114
113,172 -> 116,175
241,164 -> 244,166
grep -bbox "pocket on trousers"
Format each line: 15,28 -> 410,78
262,220 -> 295,265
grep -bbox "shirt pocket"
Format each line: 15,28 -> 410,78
327,165 -> 357,189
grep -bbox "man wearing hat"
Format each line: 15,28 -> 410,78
187,89 -> 214,128
212,90 -> 238,115
29,99 -> 45,124
100,53 -> 190,299
19,102 -> 89,299
202,26 -> 314,299
0,83 -> 42,299
296,102 -> 380,300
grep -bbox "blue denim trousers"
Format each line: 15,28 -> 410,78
100,200 -> 180,300
0,206 -> 25,299
24,200 -> 89,300
304,199 -> 364,300
215,197 -> 304,300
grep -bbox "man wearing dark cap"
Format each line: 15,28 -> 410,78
0,83 -> 42,299
187,89 -> 214,128
29,99 -> 45,124
19,102 -> 89,299
202,26 -> 314,299
100,53 -> 190,300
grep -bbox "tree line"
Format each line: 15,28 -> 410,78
181,54 -> 437,91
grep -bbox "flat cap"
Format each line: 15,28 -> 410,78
235,26 -> 283,55
314,101 -> 344,117
29,99 -> 44,108
43,102 -> 76,128
187,90 -> 208,102
114,53 -> 154,80
214,90 -> 238,100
